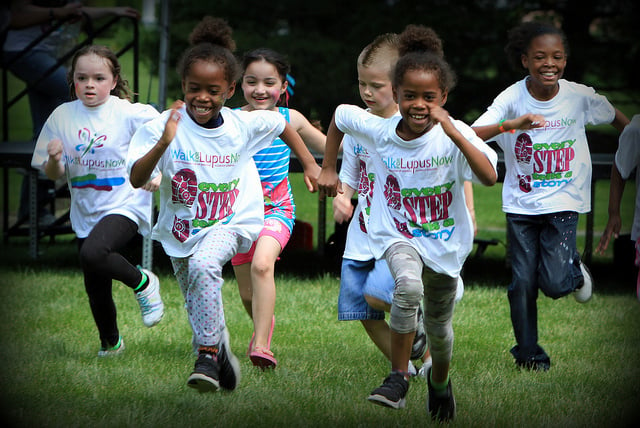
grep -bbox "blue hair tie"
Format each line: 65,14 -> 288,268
286,74 -> 295,96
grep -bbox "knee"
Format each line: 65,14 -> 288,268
364,294 -> 390,312
393,274 -> 423,308
79,243 -> 107,270
251,258 -> 275,279
539,274 -> 571,299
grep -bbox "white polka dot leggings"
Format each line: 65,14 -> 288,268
171,227 -> 242,348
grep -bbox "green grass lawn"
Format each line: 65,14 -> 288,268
0,254 -> 638,427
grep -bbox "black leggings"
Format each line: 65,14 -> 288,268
77,214 -> 143,348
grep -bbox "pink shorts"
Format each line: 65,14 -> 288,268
231,217 -> 292,266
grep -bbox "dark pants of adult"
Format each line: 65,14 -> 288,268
3,49 -> 70,220
506,211 -> 583,363
77,214 -> 143,348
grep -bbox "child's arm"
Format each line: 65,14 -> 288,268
318,114 -> 344,198
610,108 -> 630,133
130,108 -> 181,188
431,106 -> 497,186
596,161 -> 625,254
279,123 -> 320,193
472,113 -> 545,141
44,139 -> 65,180
289,109 -> 326,155
463,181 -> 477,237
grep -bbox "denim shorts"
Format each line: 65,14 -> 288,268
337,258 -> 395,321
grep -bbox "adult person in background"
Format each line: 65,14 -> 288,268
2,1 -> 139,226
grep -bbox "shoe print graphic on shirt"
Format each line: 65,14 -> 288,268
358,160 -> 374,233
384,174 -> 401,210
514,133 -> 533,193
172,215 -> 190,242
172,168 -> 198,207
358,160 -> 371,197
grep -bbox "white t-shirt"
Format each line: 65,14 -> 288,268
339,110 -> 401,261
472,77 -> 615,214
31,96 -> 159,238
615,114 -> 640,241
339,132 -> 375,260
335,104 -> 498,277
127,105 -> 286,258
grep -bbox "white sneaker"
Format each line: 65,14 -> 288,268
408,360 -> 417,377
417,355 -> 433,380
98,336 -> 125,357
574,262 -> 593,303
455,276 -> 464,303
136,268 -> 164,327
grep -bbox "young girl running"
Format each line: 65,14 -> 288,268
318,25 -> 498,421
471,21 -> 629,372
31,45 -> 164,357
231,47 -> 325,369
334,33 -> 474,381
127,16 -> 320,393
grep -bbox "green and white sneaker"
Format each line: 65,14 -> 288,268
136,268 -> 164,327
98,336 -> 125,357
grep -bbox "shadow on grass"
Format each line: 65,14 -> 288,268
1,235 -> 635,296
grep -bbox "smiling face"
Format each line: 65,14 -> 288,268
73,53 -> 117,108
182,60 -> 235,124
357,63 -> 397,118
240,59 -> 286,111
393,69 -> 447,140
521,33 -> 567,100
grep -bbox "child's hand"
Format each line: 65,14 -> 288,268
429,105 -> 456,134
47,139 -> 64,162
596,215 -> 621,255
511,114 -> 546,131
318,167 -> 341,198
141,173 -> 162,192
160,108 -> 182,146
332,192 -> 354,224
303,162 -> 321,193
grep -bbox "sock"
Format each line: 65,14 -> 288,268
199,346 -> 219,358
393,369 -> 410,381
430,371 -> 450,396
133,271 -> 149,293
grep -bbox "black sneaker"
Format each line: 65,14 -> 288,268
411,306 -> 427,360
426,367 -> 456,422
217,327 -> 241,390
515,355 -> 551,372
511,345 -> 551,372
187,353 -> 220,393
367,371 -> 409,409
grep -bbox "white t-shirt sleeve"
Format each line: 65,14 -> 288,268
574,83 -> 616,126
615,115 -> 640,180
126,112 -> 166,181
31,104 -> 64,170
237,109 -> 287,156
338,135 -> 359,189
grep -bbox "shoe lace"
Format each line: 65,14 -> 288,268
136,287 -> 157,315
